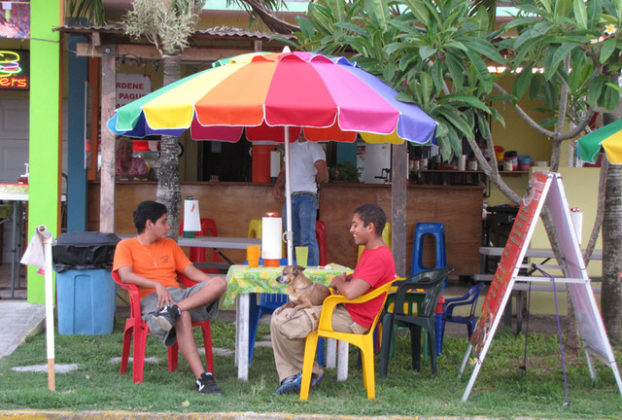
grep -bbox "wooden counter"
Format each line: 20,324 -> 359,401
88,181 -> 482,276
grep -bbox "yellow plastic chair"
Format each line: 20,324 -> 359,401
299,280 -> 396,401
357,222 -> 391,261
248,219 -> 262,238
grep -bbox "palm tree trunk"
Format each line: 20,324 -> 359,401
602,163 -> 622,343
156,55 -> 183,239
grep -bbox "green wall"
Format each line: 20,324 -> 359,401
27,0 -> 61,303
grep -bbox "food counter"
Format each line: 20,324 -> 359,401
87,181 -> 482,276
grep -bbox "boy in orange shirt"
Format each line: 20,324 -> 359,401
113,200 -> 227,394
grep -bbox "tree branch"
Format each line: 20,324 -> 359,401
464,135 -> 521,204
493,81 -> 594,142
554,56 -> 570,137
242,0 -> 299,34
492,82 -> 556,138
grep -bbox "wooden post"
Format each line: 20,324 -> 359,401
66,35 -> 89,231
391,143 -> 408,277
99,45 -> 116,233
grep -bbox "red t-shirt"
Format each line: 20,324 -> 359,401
345,245 -> 397,328
113,237 -> 191,299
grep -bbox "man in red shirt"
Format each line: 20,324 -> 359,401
271,204 -> 397,394
113,200 -> 227,394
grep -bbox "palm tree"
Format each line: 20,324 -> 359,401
64,0 -> 106,25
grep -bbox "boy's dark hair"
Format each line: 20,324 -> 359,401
354,204 -> 386,237
133,200 -> 167,234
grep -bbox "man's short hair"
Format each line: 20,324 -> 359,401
354,204 -> 386,237
133,200 -> 167,234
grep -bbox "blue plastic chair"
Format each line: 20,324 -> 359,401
410,222 -> 447,276
248,292 -> 289,364
439,283 -> 485,351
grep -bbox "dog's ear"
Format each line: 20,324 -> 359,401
293,265 -> 305,273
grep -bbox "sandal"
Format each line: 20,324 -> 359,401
275,374 -> 301,395
275,373 -> 324,395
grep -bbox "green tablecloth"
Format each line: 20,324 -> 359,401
223,263 -> 353,307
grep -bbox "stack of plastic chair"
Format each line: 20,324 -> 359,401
410,222 -> 447,276
409,222 -> 448,350
300,280 -> 396,400
112,271 -> 214,384
439,283 -> 484,351
379,268 -> 452,377
179,218 -> 219,273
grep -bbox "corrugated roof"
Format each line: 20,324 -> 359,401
56,24 -> 295,40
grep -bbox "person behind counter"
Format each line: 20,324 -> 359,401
116,137 -> 152,180
271,131 -> 329,266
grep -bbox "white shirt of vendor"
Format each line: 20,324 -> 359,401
289,140 -> 326,194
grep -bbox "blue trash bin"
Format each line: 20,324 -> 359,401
56,269 -> 117,335
53,232 -> 120,335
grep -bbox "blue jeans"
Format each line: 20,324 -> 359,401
282,193 -> 319,266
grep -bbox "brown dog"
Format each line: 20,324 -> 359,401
275,265 -> 331,319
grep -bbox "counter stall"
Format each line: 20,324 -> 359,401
87,181 -> 483,277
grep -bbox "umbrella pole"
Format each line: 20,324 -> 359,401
284,128 -> 294,264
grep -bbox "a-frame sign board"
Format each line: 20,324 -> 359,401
460,171 -> 622,402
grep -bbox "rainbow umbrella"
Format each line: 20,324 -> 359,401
577,118 -> 622,164
108,50 -> 437,262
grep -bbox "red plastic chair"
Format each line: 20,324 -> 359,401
315,220 -> 327,266
112,271 -> 214,384
179,218 -> 219,273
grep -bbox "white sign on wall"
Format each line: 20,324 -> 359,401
116,73 -> 151,109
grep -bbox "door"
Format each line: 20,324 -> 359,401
0,98 -> 29,182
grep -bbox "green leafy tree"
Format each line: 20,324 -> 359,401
292,0 -> 506,176
291,0 -> 622,344
499,0 -> 622,343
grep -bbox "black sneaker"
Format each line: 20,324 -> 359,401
153,304 -> 181,332
196,372 -> 222,395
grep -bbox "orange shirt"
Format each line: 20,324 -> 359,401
113,237 -> 191,299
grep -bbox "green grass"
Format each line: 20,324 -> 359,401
1,318 -> 621,418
